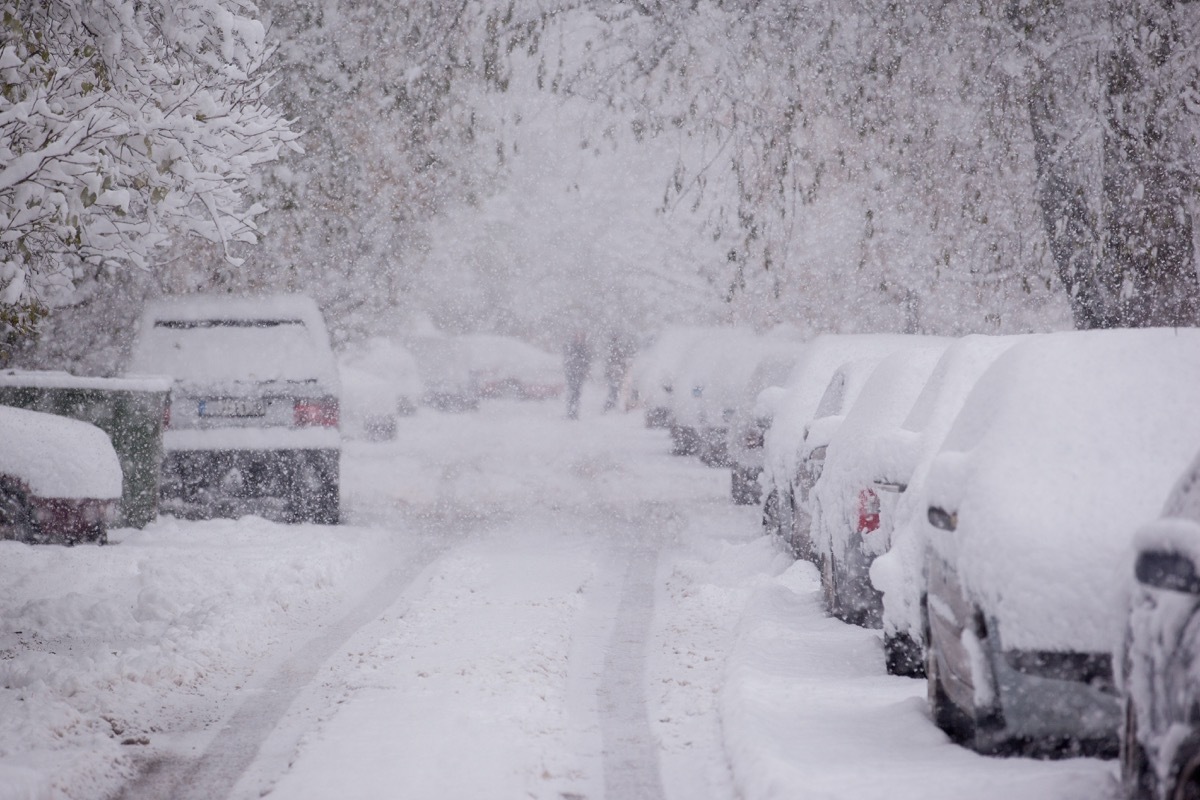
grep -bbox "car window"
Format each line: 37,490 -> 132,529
814,371 -> 847,419
133,318 -> 323,383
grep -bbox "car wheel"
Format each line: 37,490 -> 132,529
884,630 -> 926,678
731,467 -> 760,506
1168,733 -> 1200,800
0,481 -> 36,543
1123,695 -> 1156,800
289,452 -> 340,525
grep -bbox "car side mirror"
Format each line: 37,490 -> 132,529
927,506 -> 957,532
1135,549 -> 1200,594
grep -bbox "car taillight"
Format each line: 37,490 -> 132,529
294,398 -> 339,428
162,402 -> 171,430
857,488 -> 880,533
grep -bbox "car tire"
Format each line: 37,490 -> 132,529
0,480 -> 36,543
731,467 -> 761,506
1167,732 -> 1200,800
71,523 -> 108,547
289,451 -> 340,525
884,630 -> 926,678
670,424 -> 697,456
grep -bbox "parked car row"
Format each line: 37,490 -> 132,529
2,294 -> 574,540
637,324 -> 1200,795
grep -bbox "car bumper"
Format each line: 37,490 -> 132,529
160,447 -> 338,521
164,427 -> 340,452
990,644 -> 1119,751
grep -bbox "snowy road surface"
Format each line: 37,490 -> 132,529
2,395 -> 1116,799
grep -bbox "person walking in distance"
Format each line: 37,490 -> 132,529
563,330 -> 592,419
603,331 -> 634,412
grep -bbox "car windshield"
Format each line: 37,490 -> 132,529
132,318 -> 322,384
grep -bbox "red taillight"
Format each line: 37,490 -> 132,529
294,398 -> 339,428
857,488 -> 880,533
162,402 -> 171,430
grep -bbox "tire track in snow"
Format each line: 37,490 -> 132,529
116,512 -> 479,800
595,533 -> 667,800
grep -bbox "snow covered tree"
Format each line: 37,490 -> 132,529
551,1 -> 1065,333
1009,0 -> 1200,329
1101,0 -> 1200,327
0,0 -> 297,352
227,0 -> 556,343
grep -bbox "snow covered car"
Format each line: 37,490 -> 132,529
866,335 -> 1025,676
668,328 -> 773,466
791,356 -> 887,561
408,335 -> 480,412
812,344 -> 949,627
726,350 -> 804,505
0,405 -> 122,544
1121,449 -> 1200,800
339,337 -> 424,441
760,334 -> 934,547
628,326 -> 713,429
460,334 -> 564,401
922,328 -> 1200,757
128,294 -> 341,524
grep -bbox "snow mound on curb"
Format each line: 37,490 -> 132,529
718,556 -> 1116,800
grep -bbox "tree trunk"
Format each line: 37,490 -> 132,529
1101,0 -> 1200,327
1017,0 -> 1200,329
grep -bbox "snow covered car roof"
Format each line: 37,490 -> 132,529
129,294 -> 338,387
338,337 -> 425,416
867,335 -> 1028,637
815,345 -> 951,561
669,328 -> 769,428
763,334 -> 947,488
0,405 -> 122,500
458,334 -> 563,395
924,327 -> 1200,653
629,325 -> 722,409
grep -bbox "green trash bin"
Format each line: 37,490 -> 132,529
0,370 -> 172,528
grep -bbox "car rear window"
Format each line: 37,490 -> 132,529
133,318 -> 323,383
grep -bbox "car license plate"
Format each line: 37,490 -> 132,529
199,397 -> 265,418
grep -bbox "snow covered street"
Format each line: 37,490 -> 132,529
1,396 -> 1117,799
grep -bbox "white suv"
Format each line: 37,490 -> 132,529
129,294 -> 341,523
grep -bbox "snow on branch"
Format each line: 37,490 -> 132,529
0,0 -> 298,325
